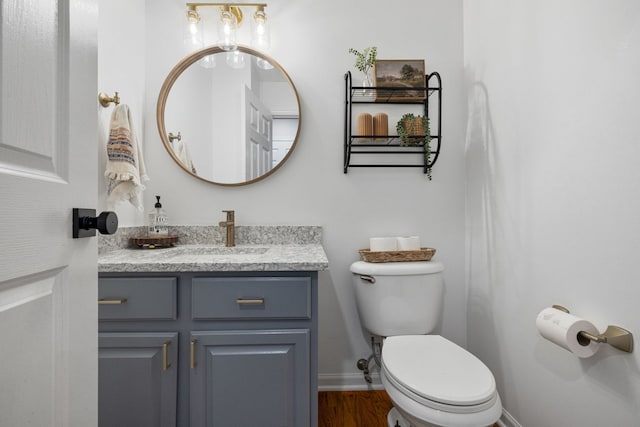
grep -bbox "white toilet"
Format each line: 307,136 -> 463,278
350,261 -> 502,427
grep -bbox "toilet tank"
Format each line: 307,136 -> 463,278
350,261 -> 444,337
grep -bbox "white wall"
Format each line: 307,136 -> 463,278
464,1 -> 640,425
99,0 -> 466,389
98,0 -> 640,422
97,0 -> 147,225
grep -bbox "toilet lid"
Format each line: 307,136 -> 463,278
382,335 -> 496,407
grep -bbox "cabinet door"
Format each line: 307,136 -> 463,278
190,329 -> 310,427
99,332 -> 178,427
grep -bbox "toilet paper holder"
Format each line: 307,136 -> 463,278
552,305 -> 634,353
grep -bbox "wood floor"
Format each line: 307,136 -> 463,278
318,391 -> 500,427
318,390 -> 394,427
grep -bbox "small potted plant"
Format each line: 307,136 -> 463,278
396,113 -> 432,179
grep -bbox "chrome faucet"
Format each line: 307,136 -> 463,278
218,210 -> 235,247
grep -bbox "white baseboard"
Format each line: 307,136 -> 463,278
318,373 -> 384,391
497,409 -> 522,427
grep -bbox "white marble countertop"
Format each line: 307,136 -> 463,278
98,244 -> 329,273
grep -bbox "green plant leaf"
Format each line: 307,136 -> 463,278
396,113 -> 432,180
348,46 -> 378,73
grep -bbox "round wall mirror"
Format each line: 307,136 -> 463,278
157,46 -> 301,186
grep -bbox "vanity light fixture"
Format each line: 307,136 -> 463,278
251,5 -> 272,69
184,3 -> 270,54
183,5 -> 204,52
218,5 -> 238,51
251,5 -> 270,50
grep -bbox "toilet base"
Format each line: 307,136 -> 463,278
387,407 -> 411,427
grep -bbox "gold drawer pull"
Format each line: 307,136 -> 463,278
98,298 -> 128,305
236,298 -> 265,305
190,339 -> 197,369
162,340 -> 171,371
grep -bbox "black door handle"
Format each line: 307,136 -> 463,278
72,208 -> 118,238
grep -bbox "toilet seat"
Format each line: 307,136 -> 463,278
382,335 -> 498,414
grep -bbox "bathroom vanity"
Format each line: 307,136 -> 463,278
98,226 -> 328,427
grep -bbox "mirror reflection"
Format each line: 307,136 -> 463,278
157,46 -> 300,186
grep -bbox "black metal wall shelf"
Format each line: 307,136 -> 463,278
343,70 -> 442,176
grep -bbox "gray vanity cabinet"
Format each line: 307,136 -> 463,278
98,332 -> 178,427
189,329 -> 310,426
98,276 -> 179,427
98,272 -> 318,427
189,275 -> 313,427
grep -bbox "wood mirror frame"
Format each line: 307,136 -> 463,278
156,45 -> 301,186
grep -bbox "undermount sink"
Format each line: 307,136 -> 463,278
165,246 -> 270,256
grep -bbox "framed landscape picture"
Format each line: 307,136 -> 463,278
373,59 -> 426,102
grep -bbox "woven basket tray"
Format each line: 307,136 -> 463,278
129,235 -> 178,249
359,247 -> 436,263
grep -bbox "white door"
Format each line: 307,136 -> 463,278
0,1 -> 98,426
243,85 -> 273,180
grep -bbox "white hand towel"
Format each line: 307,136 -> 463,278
172,139 -> 197,174
105,104 -> 149,210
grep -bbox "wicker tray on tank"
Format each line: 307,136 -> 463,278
129,235 -> 178,249
358,247 -> 436,263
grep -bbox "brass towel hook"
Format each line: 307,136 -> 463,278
98,91 -> 120,107
554,305 -> 634,353
168,132 -> 182,143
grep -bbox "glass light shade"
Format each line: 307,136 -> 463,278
256,57 -> 273,70
218,8 -> 238,51
183,9 -> 203,53
198,55 -> 216,69
251,9 -> 270,51
226,51 -> 245,69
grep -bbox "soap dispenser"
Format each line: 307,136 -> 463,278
148,196 -> 168,235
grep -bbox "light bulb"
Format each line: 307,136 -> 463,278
183,9 -> 203,53
218,7 -> 238,51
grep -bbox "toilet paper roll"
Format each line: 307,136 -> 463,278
536,307 -> 601,358
369,237 -> 398,252
397,236 -> 421,251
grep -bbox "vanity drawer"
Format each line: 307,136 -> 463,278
99,277 -> 178,321
192,276 -> 311,320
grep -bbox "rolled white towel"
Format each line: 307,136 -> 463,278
397,236 -> 421,251
369,237 -> 398,252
